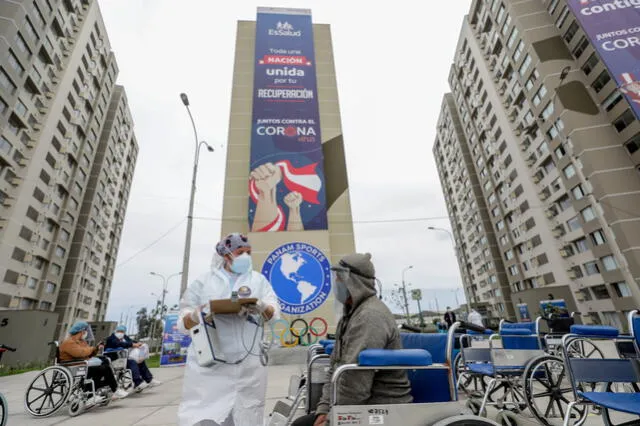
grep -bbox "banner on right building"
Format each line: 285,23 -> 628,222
566,1 -> 640,119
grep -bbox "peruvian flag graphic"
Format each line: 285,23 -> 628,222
620,73 -> 640,105
249,160 -> 323,232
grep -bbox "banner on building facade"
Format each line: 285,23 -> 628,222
566,0 -> 640,119
159,313 -> 191,367
248,8 -> 328,232
517,303 -> 531,322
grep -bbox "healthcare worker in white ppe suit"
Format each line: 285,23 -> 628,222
177,233 -> 280,426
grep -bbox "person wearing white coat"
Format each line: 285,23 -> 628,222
177,233 -> 280,426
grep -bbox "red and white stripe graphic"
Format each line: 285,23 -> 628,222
620,73 -> 640,105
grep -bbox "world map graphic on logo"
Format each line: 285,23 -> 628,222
262,242 -> 331,315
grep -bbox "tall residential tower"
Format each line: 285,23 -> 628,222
434,0 -> 640,328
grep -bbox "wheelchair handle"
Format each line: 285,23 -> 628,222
459,321 -> 487,333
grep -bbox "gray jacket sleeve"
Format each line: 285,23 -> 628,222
315,310 -> 389,414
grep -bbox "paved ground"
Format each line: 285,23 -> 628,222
1,358 -> 634,425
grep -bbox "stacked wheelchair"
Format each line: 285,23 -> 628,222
459,311 -> 640,426
23,342 -> 132,418
268,321 -> 502,425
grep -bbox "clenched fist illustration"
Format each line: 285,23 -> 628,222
251,162 -> 282,196
284,191 -> 303,210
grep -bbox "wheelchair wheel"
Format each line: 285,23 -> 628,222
565,338 -> 603,359
67,393 -> 85,417
495,410 -> 520,426
523,355 -> 587,426
24,366 -> 73,417
0,392 -> 7,426
432,414 -> 501,425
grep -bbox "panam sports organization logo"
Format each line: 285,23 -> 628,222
262,242 -> 331,314
268,21 -> 302,37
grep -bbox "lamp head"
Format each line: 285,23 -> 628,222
180,93 -> 189,106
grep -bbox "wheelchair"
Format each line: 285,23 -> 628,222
23,341 -> 132,417
270,322 -> 502,426
560,312 -> 640,426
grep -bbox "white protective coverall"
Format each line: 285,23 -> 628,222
177,258 -> 280,426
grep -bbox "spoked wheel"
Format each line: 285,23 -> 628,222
432,414 -> 501,425
565,338 -> 603,359
455,354 -> 490,398
495,410 -> 520,426
24,366 -> 72,417
523,355 -> 587,426
0,392 -> 8,426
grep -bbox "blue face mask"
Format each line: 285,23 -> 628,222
231,253 -> 252,274
334,280 -> 350,304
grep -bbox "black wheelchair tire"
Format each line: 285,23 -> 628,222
431,414 -> 501,425
0,392 -> 7,426
24,366 -> 73,417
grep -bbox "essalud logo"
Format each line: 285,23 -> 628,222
268,21 -> 302,37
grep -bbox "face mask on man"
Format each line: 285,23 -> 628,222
333,279 -> 350,304
230,253 -> 252,274
115,332 -> 125,340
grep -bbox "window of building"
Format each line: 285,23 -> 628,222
0,135 -> 12,156
575,238 -> 589,253
591,230 -> 606,246
55,246 -> 66,258
541,101 -> 555,120
45,282 -> 56,294
505,249 -> 514,260
518,54 -> 532,76
532,85 -> 547,106
591,285 -> 610,300
602,90 -> 623,112
513,40 -> 525,62
572,184 -> 585,200
27,277 -> 38,289
509,265 -> 519,276
497,220 -> 505,231
555,145 -> 566,160
581,206 -> 596,222
50,263 -> 61,276
0,68 -> 17,93
584,261 -> 600,275
7,51 -> 25,75
613,282 -> 632,298
23,18 -> 38,42
556,6 -> 570,28
548,0 -> 560,14
567,216 -> 581,232
14,33 -> 31,56
564,21 -> 579,43
563,164 -> 576,179
601,255 -> 618,271
40,301 -> 52,310
581,53 -> 599,76
614,109 -> 636,133
500,235 -> 508,246
591,70 -> 611,93
524,69 -> 539,91
507,27 -> 519,49
31,2 -> 46,27
557,194 -> 571,211
625,134 -> 640,155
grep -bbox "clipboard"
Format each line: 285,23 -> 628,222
208,298 -> 258,315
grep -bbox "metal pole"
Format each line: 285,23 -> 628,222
417,298 -> 425,327
401,266 -> 413,325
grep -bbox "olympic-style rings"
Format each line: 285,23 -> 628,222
269,317 -> 329,346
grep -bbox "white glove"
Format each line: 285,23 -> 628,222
238,305 -> 250,317
256,300 -> 267,313
189,303 -> 208,323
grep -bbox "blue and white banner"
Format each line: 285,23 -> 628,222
248,8 -> 328,232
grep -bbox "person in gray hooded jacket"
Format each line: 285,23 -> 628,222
292,253 -> 412,426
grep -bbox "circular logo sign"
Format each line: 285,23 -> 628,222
262,242 -> 331,315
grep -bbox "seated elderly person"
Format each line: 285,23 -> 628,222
59,321 -> 129,400
293,253 -> 412,426
105,325 -> 161,391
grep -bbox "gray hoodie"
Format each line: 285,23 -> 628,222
315,253 -> 412,415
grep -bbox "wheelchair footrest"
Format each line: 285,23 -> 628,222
272,400 -> 292,417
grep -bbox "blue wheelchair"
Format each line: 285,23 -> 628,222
271,322 -> 502,425
560,310 -> 640,426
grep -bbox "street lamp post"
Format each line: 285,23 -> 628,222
428,226 -> 465,310
149,271 -> 181,352
401,266 -> 413,325
179,93 -> 214,298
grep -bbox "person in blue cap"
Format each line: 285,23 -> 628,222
60,321 -> 129,400
105,324 -> 161,391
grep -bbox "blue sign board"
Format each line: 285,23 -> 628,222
160,313 -> 191,367
539,299 -> 570,318
248,8 -> 328,232
517,303 -> 531,322
262,242 -> 331,314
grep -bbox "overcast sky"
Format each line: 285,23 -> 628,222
99,0 -> 473,326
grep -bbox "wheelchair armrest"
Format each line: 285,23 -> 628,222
58,359 -> 90,367
358,349 -> 432,367
570,325 -> 619,337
